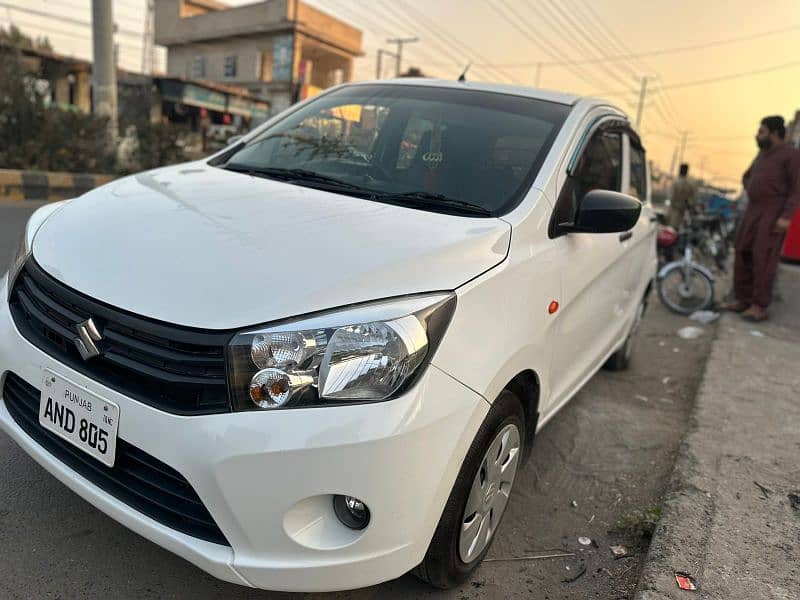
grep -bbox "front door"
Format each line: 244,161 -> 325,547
548,126 -> 631,407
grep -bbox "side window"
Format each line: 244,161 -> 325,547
554,129 -> 622,227
629,143 -> 647,201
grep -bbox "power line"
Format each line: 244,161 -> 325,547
600,59 -> 800,95
487,0 -> 614,93
0,16 -> 142,52
456,21 -> 800,69
0,1 -> 141,37
369,0 -> 503,81
390,0 -> 522,84
326,0 -> 481,81
532,0 -> 637,92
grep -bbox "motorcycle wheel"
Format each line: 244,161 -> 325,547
657,264 -> 715,315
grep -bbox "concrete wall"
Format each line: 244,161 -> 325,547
155,0 -> 362,58
155,0 -> 293,45
295,2 -> 362,57
166,41 -> 267,85
0,169 -> 113,202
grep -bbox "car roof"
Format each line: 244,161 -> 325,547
346,78 -> 619,112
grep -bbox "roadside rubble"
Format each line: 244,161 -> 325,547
688,310 -> 720,324
677,326 -> 704,339
674,572 -> 697,591
609,545 -> 628,558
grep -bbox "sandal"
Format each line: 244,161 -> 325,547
720,301 -> 749,313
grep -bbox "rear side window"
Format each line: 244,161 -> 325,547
629,143 -> 647,201
553,129 -> 622,228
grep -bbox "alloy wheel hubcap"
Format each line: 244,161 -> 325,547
458,423 -> 521,563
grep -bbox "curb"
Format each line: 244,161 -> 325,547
633,316 -> 721,600
634,272 -> 800,599
0,169 -> 113,202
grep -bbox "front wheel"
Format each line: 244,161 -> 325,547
414,390 -> 525,589
657,263 -> 715,315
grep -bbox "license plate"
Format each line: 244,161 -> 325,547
39,370 -> 119,467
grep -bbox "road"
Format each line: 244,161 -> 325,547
0,200 -> 713,599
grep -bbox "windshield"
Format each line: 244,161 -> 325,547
222,84 -> 570,216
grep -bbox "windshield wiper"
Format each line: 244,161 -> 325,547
222,164 -> 368,192
222,165 -> 493,216
371,191 -> 493,217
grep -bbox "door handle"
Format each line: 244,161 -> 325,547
619,231 -> 633,242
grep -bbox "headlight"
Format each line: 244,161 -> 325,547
226,293 -> 456,410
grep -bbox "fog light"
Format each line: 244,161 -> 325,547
333,495 -> 370,530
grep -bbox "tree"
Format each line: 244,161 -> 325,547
0,44 -> 115,173
0,25 -> 52,52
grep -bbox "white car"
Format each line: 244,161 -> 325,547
0,80 -> 656,592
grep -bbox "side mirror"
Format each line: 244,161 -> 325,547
560,189 -> 641,234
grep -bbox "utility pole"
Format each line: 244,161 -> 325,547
91,0 -> 117,140
376,49 -> 397,79
668,145 -> 678,177
635,76 -> 649,129
677,131 -> 689,172
386,37 -> 418,77
534,62 -> 542,87
141,0 -> 155,75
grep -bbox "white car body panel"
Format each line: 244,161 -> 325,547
31,165 -> 510,329
0,273 -> 489,591
0,80 -> 657,591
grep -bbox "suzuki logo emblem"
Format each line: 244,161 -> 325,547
74,318 -> 102,360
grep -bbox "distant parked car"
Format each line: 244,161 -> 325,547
1,79 -> 656,592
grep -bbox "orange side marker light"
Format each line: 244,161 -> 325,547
548,300 -> 559,314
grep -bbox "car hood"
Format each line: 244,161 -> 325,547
32,162 -> 511,329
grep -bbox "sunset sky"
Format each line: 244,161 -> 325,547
3,0 -> 799,189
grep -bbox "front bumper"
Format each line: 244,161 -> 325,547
0,274 -> 490,592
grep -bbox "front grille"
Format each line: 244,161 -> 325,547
2,372 -> 230,546
9,260 -> 232,415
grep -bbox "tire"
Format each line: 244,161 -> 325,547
604,294 -> 647,371
414,390 -> 526,589
657,264 -> 715,315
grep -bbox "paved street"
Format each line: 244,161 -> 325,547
0,200 -> 714,599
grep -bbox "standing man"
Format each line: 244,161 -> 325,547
668,163 -> 696,228
723,116 -> 800,321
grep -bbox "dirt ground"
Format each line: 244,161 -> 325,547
0,201 -> 715,599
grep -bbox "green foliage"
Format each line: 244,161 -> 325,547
609,506 -> 662,548
0,24 -> 52,52
0,45 -> 115,173
131,119 -> 189,171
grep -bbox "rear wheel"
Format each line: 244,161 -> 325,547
657,265 -> 715,315
414,390 -> 525,589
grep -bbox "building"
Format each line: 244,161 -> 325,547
154,0 -> 363,115
5,43 -> 269,147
